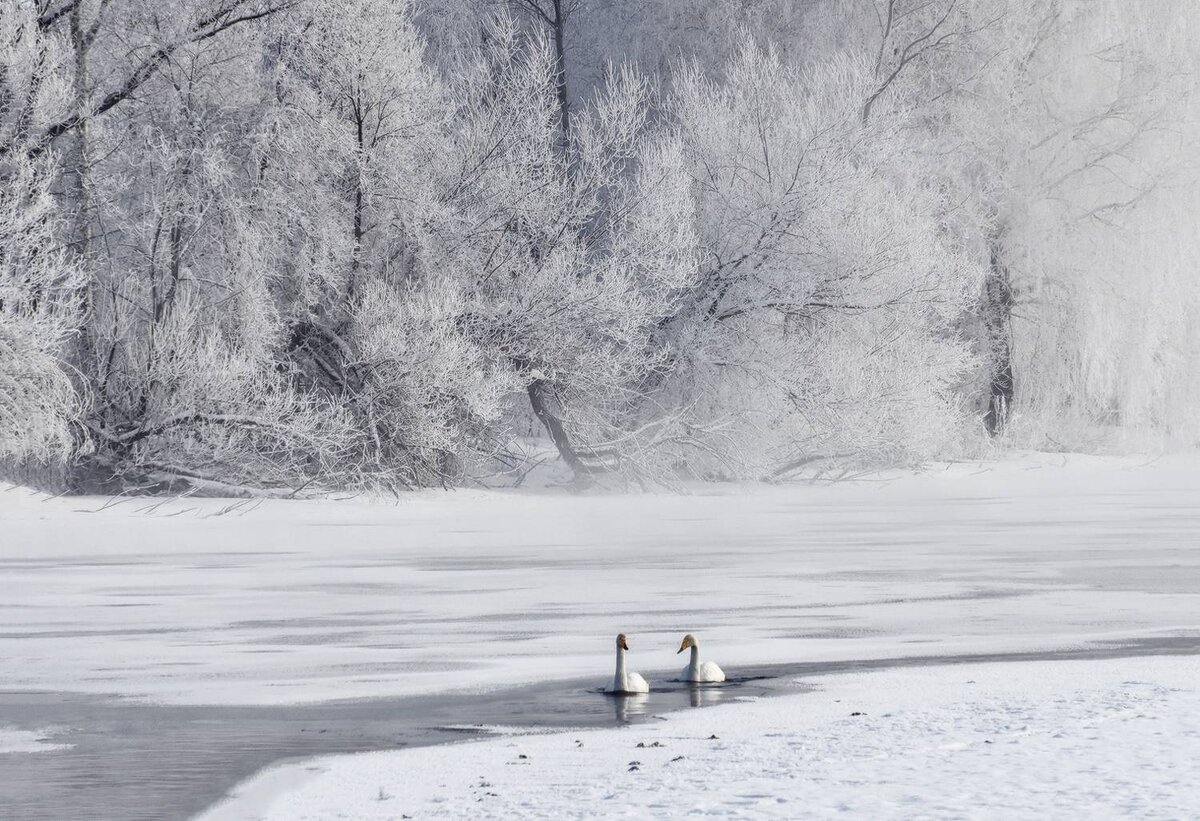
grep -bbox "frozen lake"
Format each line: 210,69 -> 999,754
1,453 -> 1198,818
3,454 -> 1198,706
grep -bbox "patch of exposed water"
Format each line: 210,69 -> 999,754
2,636 -> 1197,821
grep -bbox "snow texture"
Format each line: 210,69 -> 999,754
200,655 -> 1200,820
1,453 -> 1198,707
0,727 -> 72,755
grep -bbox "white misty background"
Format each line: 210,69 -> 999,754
1,0 -> 1198,493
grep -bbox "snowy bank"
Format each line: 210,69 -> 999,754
200,654 -> 1200,820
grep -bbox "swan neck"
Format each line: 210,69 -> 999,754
688,644 -> 700,677
614,645 -> 627,690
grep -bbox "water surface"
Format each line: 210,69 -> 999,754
3,637 -> 1197,821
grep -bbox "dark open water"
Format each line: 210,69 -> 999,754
1,636 -> 1197,821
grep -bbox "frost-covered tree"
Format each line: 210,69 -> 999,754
793,0 -> 1200,445
878,0 -> 1200,442
967,1 -> 1200,444
432,17 -> 698,477
4,0 -> 1198,490
25,1 -> 349,491
0,6 -> 81,466
263,0 -> 500,486
661,41 -> 981,476
0,157 -> 81,465
265,9 -> 699,484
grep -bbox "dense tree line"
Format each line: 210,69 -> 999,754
2,0 -> 1197,492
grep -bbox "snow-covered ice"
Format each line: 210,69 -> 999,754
200,654 -> 1200,820
0,726 -> 71,754
1,453 -> 1198,706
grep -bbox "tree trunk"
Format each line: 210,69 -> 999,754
350,102 -> 365,305
65,4 -> 100,487
526,378 -> 586,475
520,1 -> 587,476
982,236 -> 1014,436
68,4 -> 94,362
550,0 -> 570,142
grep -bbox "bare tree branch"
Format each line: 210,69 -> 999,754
3,1 -> 299,160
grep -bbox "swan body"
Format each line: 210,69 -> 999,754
606,633 -> 650,694
620,670 -> 650,694
678,633 -> 725,683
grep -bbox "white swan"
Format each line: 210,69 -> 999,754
606,633 -> 649,694
678,633 -> 725,683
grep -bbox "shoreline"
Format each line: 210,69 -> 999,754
198,645 -> 1200,821
4,637 -> 1197,821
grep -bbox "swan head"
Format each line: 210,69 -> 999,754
616,633 -> 629,650
677,633 -> 697,654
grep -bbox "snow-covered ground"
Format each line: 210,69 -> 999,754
2,453 -> 1199,706
201,654 -> 1200,820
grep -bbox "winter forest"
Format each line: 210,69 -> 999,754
2,0 -> 1199,493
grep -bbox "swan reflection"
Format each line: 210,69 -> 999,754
611,692 -> 649,723
688,684 -> 729,708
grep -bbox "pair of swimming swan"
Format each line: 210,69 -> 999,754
607,632 -> 725,694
